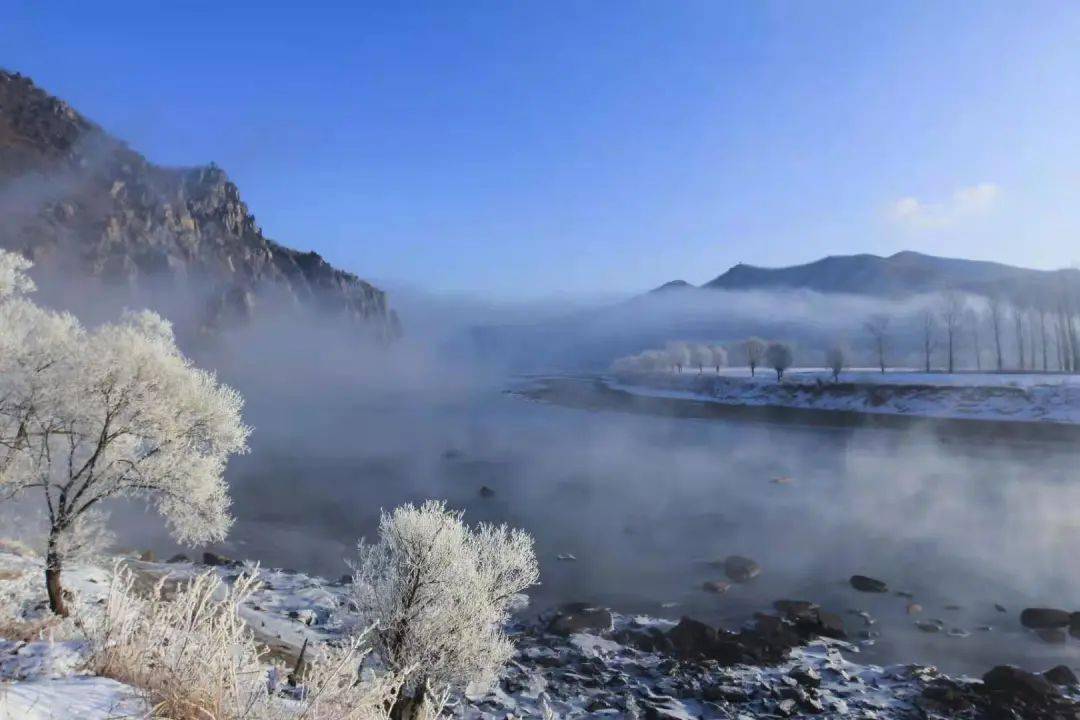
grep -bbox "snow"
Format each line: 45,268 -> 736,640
608,369 -> 1080,424
0,676 -> 147,719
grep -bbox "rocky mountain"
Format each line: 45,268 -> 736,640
0,70 -> 399,338
695,251 -> 1077,300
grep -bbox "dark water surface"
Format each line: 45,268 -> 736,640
134,376 -> 1080,676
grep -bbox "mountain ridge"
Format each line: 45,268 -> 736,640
0,69 -> 400,338
650,250 -> 1078,300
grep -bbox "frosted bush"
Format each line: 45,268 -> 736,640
349,500 -> 539,720
78,564 -> 402,720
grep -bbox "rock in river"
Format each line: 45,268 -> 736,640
849,575 -> 888,593
547,603 -> 614,636
1020,608 -> 1071,629
721,555 -> 761,583
1044,665 -> 1079,687
702,580 -> 731,594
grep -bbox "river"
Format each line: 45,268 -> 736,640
138,375 -> 1080,676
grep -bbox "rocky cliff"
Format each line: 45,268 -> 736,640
0,70 -> 399,338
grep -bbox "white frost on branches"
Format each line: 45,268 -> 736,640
0,250 -> 251,613
348,500 -> 539,717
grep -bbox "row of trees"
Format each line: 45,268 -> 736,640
614,338 -> 796,380
614,288 -> 1080,382
0,251 -> 539,720
866,289 -> 1080,375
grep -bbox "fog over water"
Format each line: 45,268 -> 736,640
46,285 -> 1080,676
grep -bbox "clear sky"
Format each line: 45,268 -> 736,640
4,1 -> 1080,299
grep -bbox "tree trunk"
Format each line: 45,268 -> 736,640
45,533 -> 66,616
992,315 -> 1003,371
1040,310 -> 1048,372
1014,312 -> 1025,370
390,681 -> 427,720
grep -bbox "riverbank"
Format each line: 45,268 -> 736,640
516,374 -> 1080,442
4,549 -> 1080,719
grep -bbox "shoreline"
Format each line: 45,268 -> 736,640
516,375 -> 1080,443
5,549 -> 1079,719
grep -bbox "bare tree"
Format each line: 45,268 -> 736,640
1012,303 -> 1026,369
825,346 -> 845,382
742,338 -> 765,377
920,310 -> 936,373
940,292 -> 964,373
987,294 -> 1005,371
966,307 -> 983,371
863,315 -> 890,374
1037,303 -> 1049,372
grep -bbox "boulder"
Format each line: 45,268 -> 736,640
138,550 -> 155,562
547,604 -> 613,636
667,617 -> 726,660
1044,665 -> 1079,687
702,580 -> 730,594
915,620 -> 942,633
202,551 -> 238,567
166,553 -> 190,564
789,666 -> 821,688
849,575 -> 888,593
722,555 -> 761,583
1020,608 -> 1071,629
1069,612 -> 1080,639
773,599 -> 817,617
982,665 -> 1056,700
1036,628 -> 1068,644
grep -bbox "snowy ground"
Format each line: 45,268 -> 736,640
607,368 -> 1080,425
4,548 -> 1079,718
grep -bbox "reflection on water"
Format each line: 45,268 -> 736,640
152,379 -> 1080,675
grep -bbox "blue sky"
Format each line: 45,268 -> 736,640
4,1 -> 1080,299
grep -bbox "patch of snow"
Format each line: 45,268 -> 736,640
607,371 -> 1080,425
0,676 -> 147,719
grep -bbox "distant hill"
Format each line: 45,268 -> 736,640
694,251 -> 1077,301
0,70 -> 399,338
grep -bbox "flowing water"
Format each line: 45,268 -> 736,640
126,375 -> 1080,675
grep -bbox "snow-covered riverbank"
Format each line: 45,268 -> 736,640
4,548 -> 1080,719
607,369 -> 1080,425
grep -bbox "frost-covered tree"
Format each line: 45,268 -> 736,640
825,347 -> 845,382
0,251 -> 250,615
349,500 -> 539,720
765,342 -> 793,381
709,344 -> 728,373
688,344 -> 712,374
742,338 -> 765,377
665,341 -> 691,373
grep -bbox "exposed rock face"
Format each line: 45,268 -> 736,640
0,70 -> 399,338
